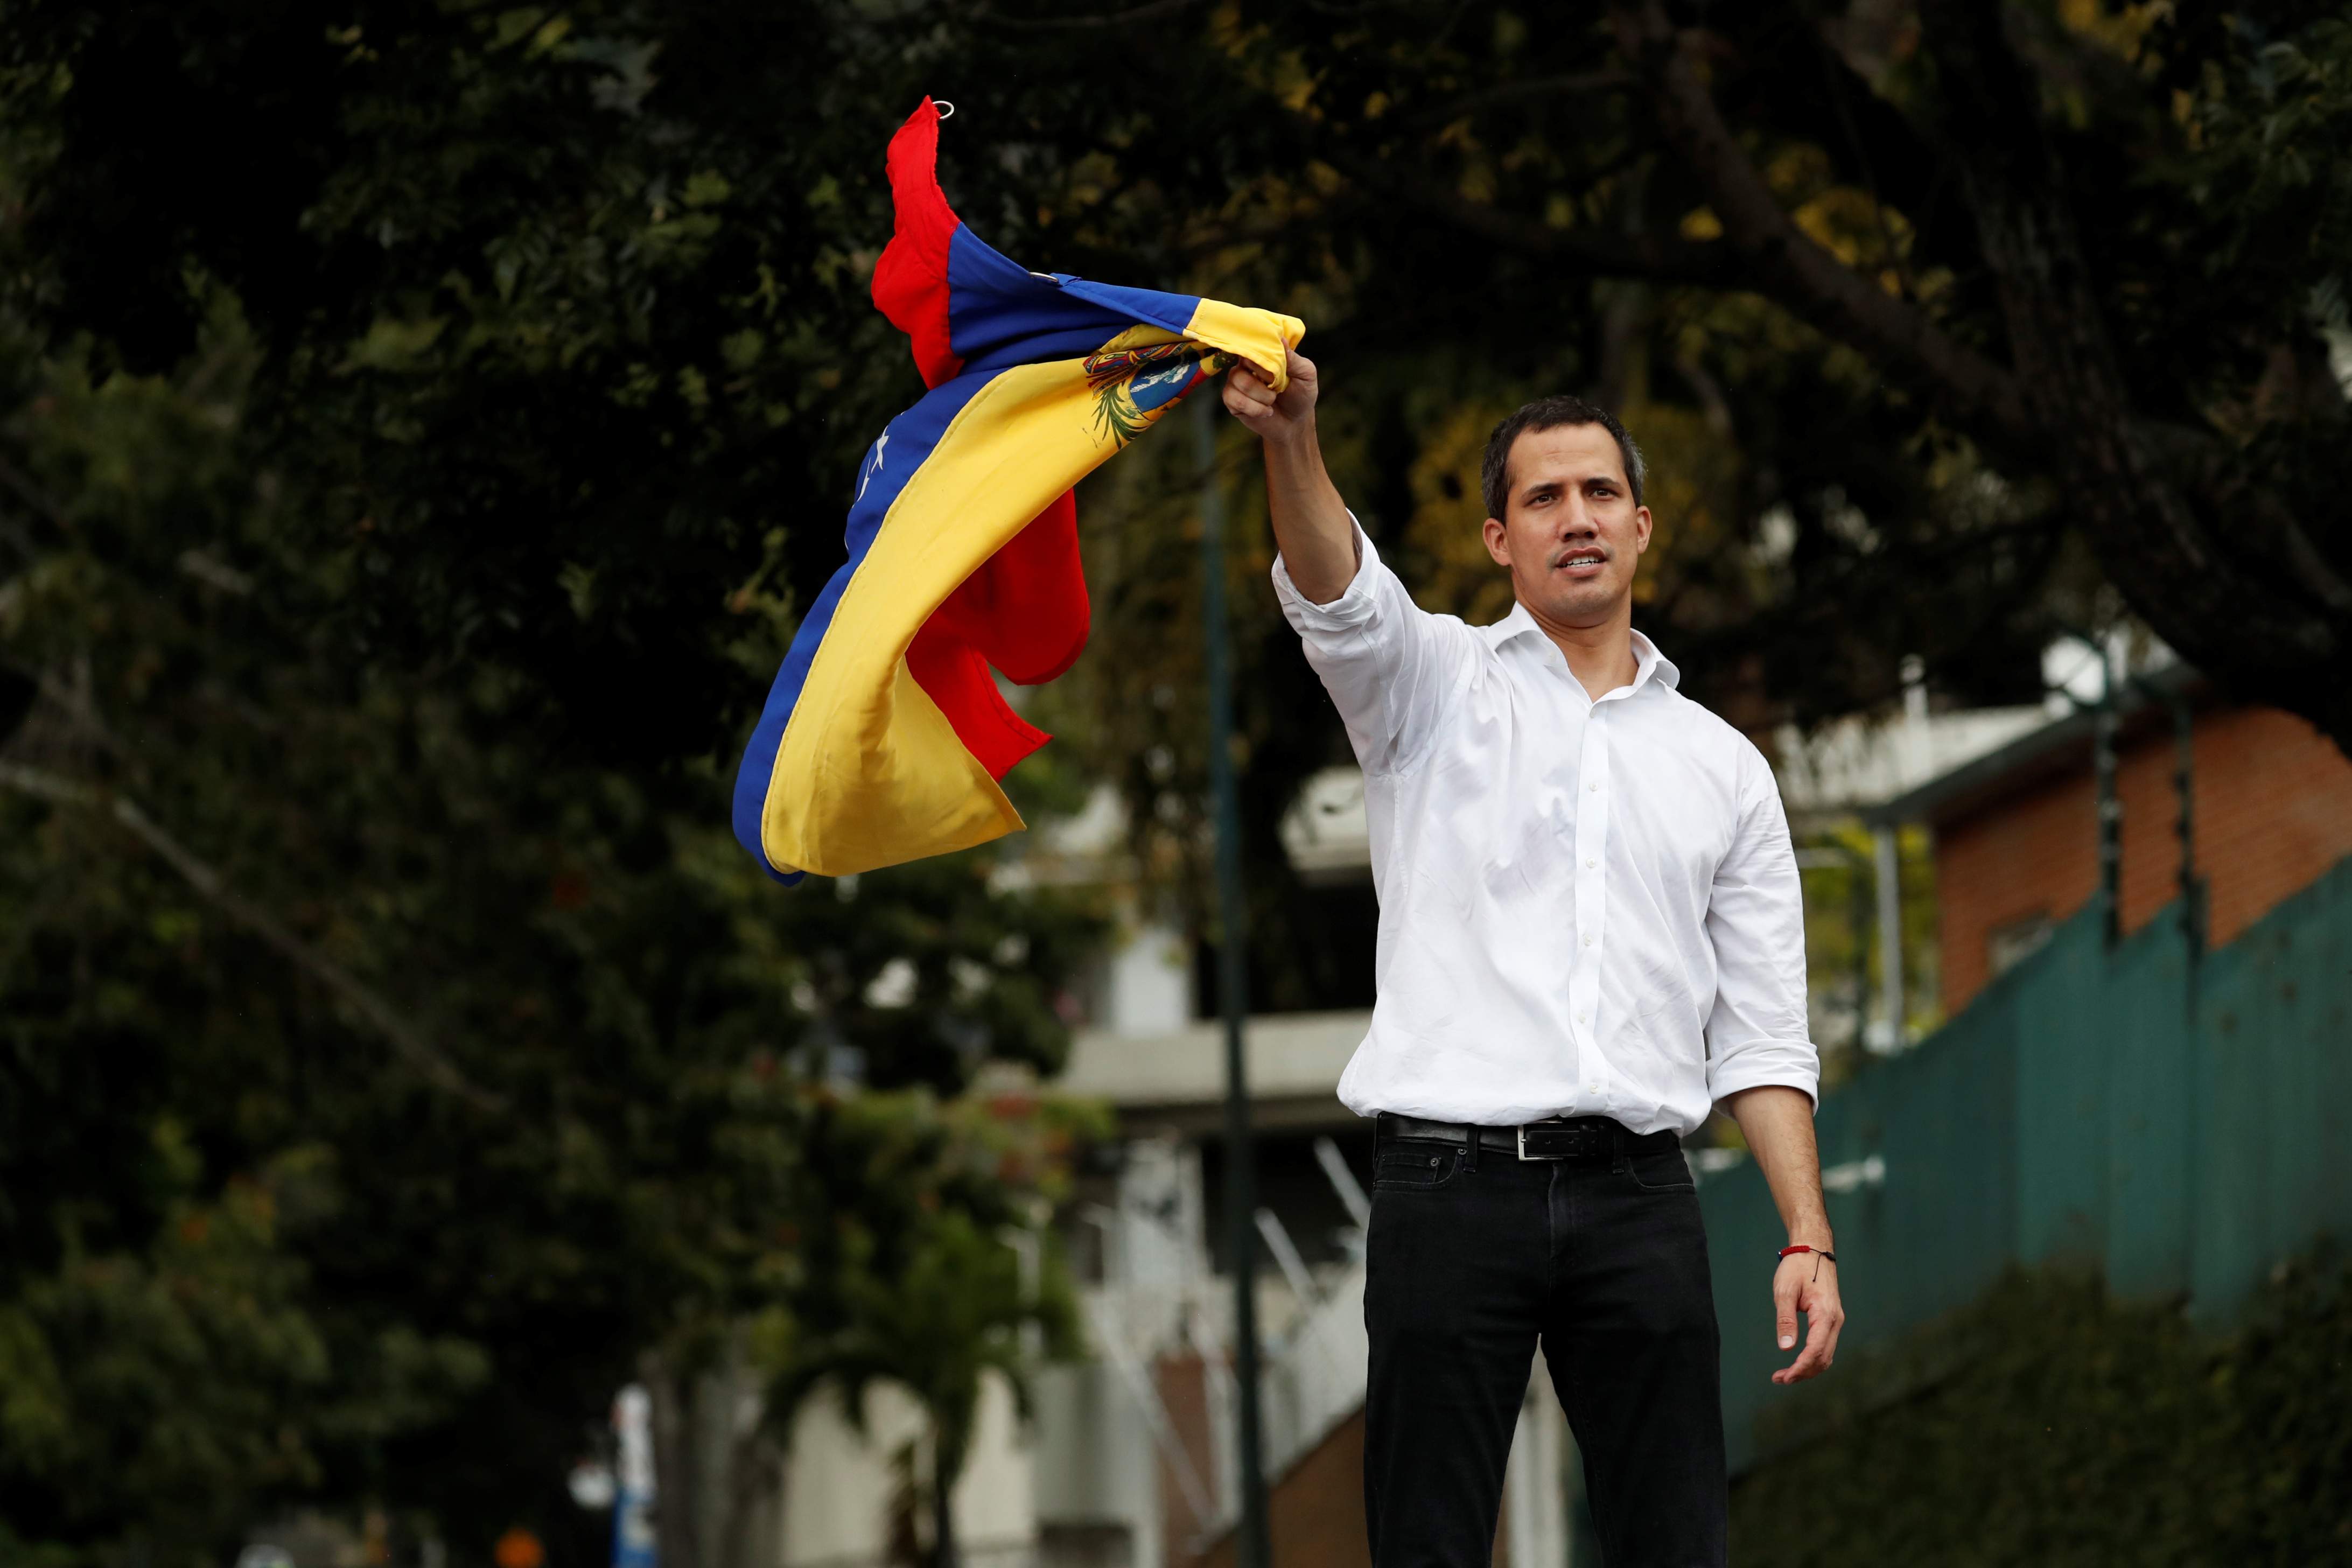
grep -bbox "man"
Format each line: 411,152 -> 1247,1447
1221,350 -> 1843,1568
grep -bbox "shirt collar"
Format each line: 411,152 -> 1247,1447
1487,605 -> 1683,697
1629,629 -> 1682,693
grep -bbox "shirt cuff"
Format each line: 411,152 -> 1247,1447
1271,515 -> 1378,629
1706,1040 -> 1822,1113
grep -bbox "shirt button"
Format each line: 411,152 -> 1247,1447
1583,933 -> 1593,947
1588,1081 -> 1601,1093
1585,857 -> 1597,868
1577,1010 -> 1587,1024
1588,782 -> 1600,793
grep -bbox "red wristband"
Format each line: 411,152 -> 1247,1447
1777,1244 -> 1837,1264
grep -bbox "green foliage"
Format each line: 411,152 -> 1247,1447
5,0 -> 938,771
769,1125 -> 1081,1568
1730,1255 -> 2352,1567
2144,8 -> 2352,375
2226,1251 -> 2352,1560
657,1083 -> 1102,1568
0,1133 -> 333,1559
6,0 -> 2348,741
0,281 -> 1103,1565
18,0 -> 2341,1019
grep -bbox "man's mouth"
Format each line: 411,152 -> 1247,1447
1556,549 -> 1606,575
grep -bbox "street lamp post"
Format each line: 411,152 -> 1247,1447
1194,392 -> 1271,1568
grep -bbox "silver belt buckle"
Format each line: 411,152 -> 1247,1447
1518,1119 -> 1577,1160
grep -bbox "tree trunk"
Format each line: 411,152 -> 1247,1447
926,1417 -> 968,1568
722,1406 -> 784,1568
643,1336 -> 782,1568
642,1352 -> 702,1568
1912,0 -> 2350,747
930,1462 -> 958,1568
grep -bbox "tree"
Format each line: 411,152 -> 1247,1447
0,294 -> 1101,1562
1276,0 -> 2352,747
0,9 -> 1111,1560
16,0 -> 2335,1033
1000,0 -> 2352,956
768,1196 -> 1079,1568
810,1213 -> 1052,1568
13,5 -> 2350,739
634,1086 -> 1099,1568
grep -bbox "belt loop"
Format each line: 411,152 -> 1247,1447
1464,1122 -> 1479,1172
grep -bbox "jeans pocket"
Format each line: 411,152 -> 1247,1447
1373,1144 -> 1464,1191
1625,1150 -> 1697,1193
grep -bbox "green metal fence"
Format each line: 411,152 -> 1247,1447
1702,855 -> 2352,1472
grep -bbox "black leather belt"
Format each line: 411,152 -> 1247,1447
1376,1112 -> 1678,1161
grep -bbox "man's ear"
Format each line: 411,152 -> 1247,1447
1633,505 -> 1653,556
1481,515 -> 1511,567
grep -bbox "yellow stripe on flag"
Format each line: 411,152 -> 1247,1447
1184,300 -> 1304,387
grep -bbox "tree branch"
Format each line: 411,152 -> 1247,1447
1405,71 -> 1633,130
1907,0 -> 2346,745
1321,146 -> 1737,286
1603,0 -> 2031,444
0,760 -> 506,1111
975,0 -> 1206,30
0,457 -> 75,538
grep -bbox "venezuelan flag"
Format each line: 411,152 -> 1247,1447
732,100 -> 1304,883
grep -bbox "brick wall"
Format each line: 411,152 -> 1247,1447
1193,1408 -> 1372,1568
1191,1403 -> 1524,1568
1936,706 -> 2352,1013
1158,1354 -> 1220,1568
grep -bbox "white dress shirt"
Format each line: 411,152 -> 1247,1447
1273,526 -> 1818,1137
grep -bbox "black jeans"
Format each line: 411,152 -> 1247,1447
1363,1129 -> 1727,1568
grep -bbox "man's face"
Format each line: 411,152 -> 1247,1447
1481,422 -> 1652,628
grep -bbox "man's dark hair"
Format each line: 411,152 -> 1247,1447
1479,396 -> 1647,519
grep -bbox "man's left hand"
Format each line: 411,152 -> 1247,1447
1769,1250 -> 1844,1384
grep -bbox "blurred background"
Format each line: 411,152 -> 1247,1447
2,1 -> 2349,1565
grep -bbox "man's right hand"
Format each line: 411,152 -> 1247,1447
1221,344 -> 1353,603
1222,347 -> 1319,446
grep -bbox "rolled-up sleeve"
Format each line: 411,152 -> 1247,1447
1272,523 -> 1471,775
1703,748 -> 1821,1110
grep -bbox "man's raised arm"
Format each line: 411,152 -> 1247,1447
1224,349 -> 1356,604
1228,347 -> 1470,776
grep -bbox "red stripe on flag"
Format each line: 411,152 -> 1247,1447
907,489 -> 1090,779
872,99 -> 964,389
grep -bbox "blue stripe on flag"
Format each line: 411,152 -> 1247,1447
729,367 -> 993,879
947,227 -> 1203,375
1049,275 -> 1205,339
